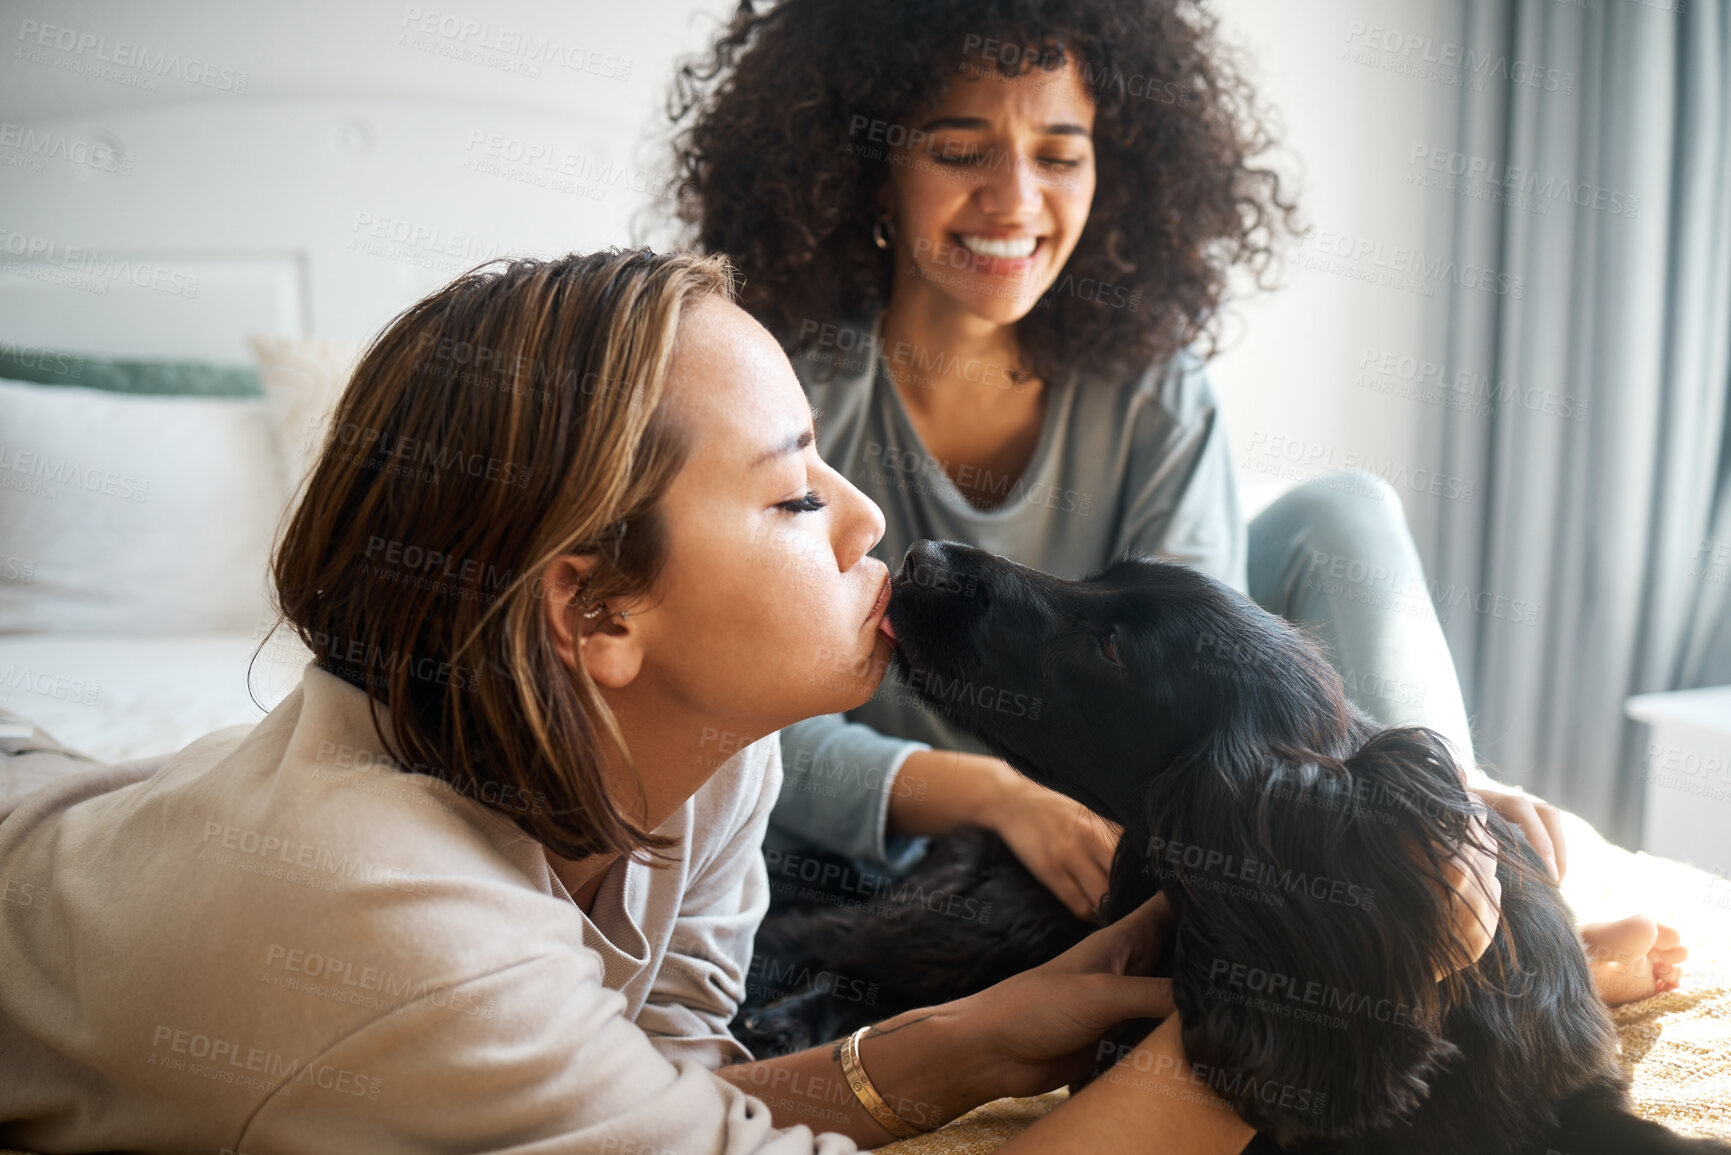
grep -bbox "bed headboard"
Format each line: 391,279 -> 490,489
0,253 -> 305,364
0,97 -> 663,361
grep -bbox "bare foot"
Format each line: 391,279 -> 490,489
1580,915 -> 1689,1006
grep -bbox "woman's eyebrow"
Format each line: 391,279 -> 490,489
917,115 -> 1091,137
752,427 -> 816,468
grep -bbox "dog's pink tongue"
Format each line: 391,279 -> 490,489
878,613 -> 898,644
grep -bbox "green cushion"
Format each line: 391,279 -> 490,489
0,345 -> 260,397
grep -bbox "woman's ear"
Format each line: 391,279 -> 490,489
542,554 -> 644,689
876,178 -> 899,222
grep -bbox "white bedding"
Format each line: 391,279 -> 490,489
0,631 -> 310,765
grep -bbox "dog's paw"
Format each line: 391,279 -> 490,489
730,1002 -> 818,1061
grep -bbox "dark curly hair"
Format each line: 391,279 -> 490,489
665,0 -> 1301,385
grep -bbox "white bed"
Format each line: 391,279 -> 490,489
0,633 -> 307,769
0,237 -> 321,781
0,100 -> 514,771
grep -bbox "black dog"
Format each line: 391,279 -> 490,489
735,540 -> 1728,1154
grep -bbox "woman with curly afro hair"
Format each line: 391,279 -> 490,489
668,0 -> 1571,924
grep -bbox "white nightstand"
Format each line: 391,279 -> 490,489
1626,685 -> 1731,874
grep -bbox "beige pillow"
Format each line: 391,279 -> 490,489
246,334 -> 362,494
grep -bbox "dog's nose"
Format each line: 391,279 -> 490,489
898,539 -> 983,598
902,539 -> 944,570
900,539 -> 954,585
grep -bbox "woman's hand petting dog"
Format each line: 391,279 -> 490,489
957,892 -> 1176,1100
890,749 -> 1121,920
984,769 -> 1122,921
1467,780 -> 1567,881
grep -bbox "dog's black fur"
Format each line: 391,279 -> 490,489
734,540 -> 1729,1154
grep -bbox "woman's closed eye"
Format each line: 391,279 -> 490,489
931,150 -> 1083,170
776,490 -> 827,513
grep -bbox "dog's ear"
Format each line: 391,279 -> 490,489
1145,729 -> 1488,1142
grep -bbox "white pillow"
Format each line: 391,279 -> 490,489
247,334 -> 361,495
0,377 -> 290,633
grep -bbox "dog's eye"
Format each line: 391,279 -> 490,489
1099,629 -> 1124,667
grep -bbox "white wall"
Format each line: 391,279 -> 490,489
0,0 -> 734,356
1205,0 -> 1459,512
0,0 -> 1454,492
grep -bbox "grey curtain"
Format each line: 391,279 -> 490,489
1413,0 -> 1731,847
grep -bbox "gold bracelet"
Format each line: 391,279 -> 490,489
840,1025 -> 928,1140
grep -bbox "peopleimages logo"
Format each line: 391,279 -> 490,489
1242,432 -> 1477,504
262,943 -> 497,1019
1407,145 -> 1638,219
1144,834 -> 1376,910
0,441 -> 149,503
1206,958 -> 1435,1029
397,7 -> 631,81
15,19 -> 251,92
0,123 -> 134,174
1355,346 -> 1590,423
199,821 -> 434,896
0,664 -> 99,707
149,1024 -> 380,1099
747,954 -> 879,1006
326,420 -> 532,489
1306,229 -> 1522,300
0,229 -> 199,297
1342,21 -> 1575,94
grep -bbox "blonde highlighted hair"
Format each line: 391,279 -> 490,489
270,247 -> 736,860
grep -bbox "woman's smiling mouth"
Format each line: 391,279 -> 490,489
955,233 -> 1041,259
950,233 -> 1045,278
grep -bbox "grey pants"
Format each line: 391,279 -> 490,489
1248,473 -> 1475,765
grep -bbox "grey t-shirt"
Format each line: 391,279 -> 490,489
769,317 -> 1246,867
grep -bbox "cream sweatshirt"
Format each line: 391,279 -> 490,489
0,664 -> 859,1154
